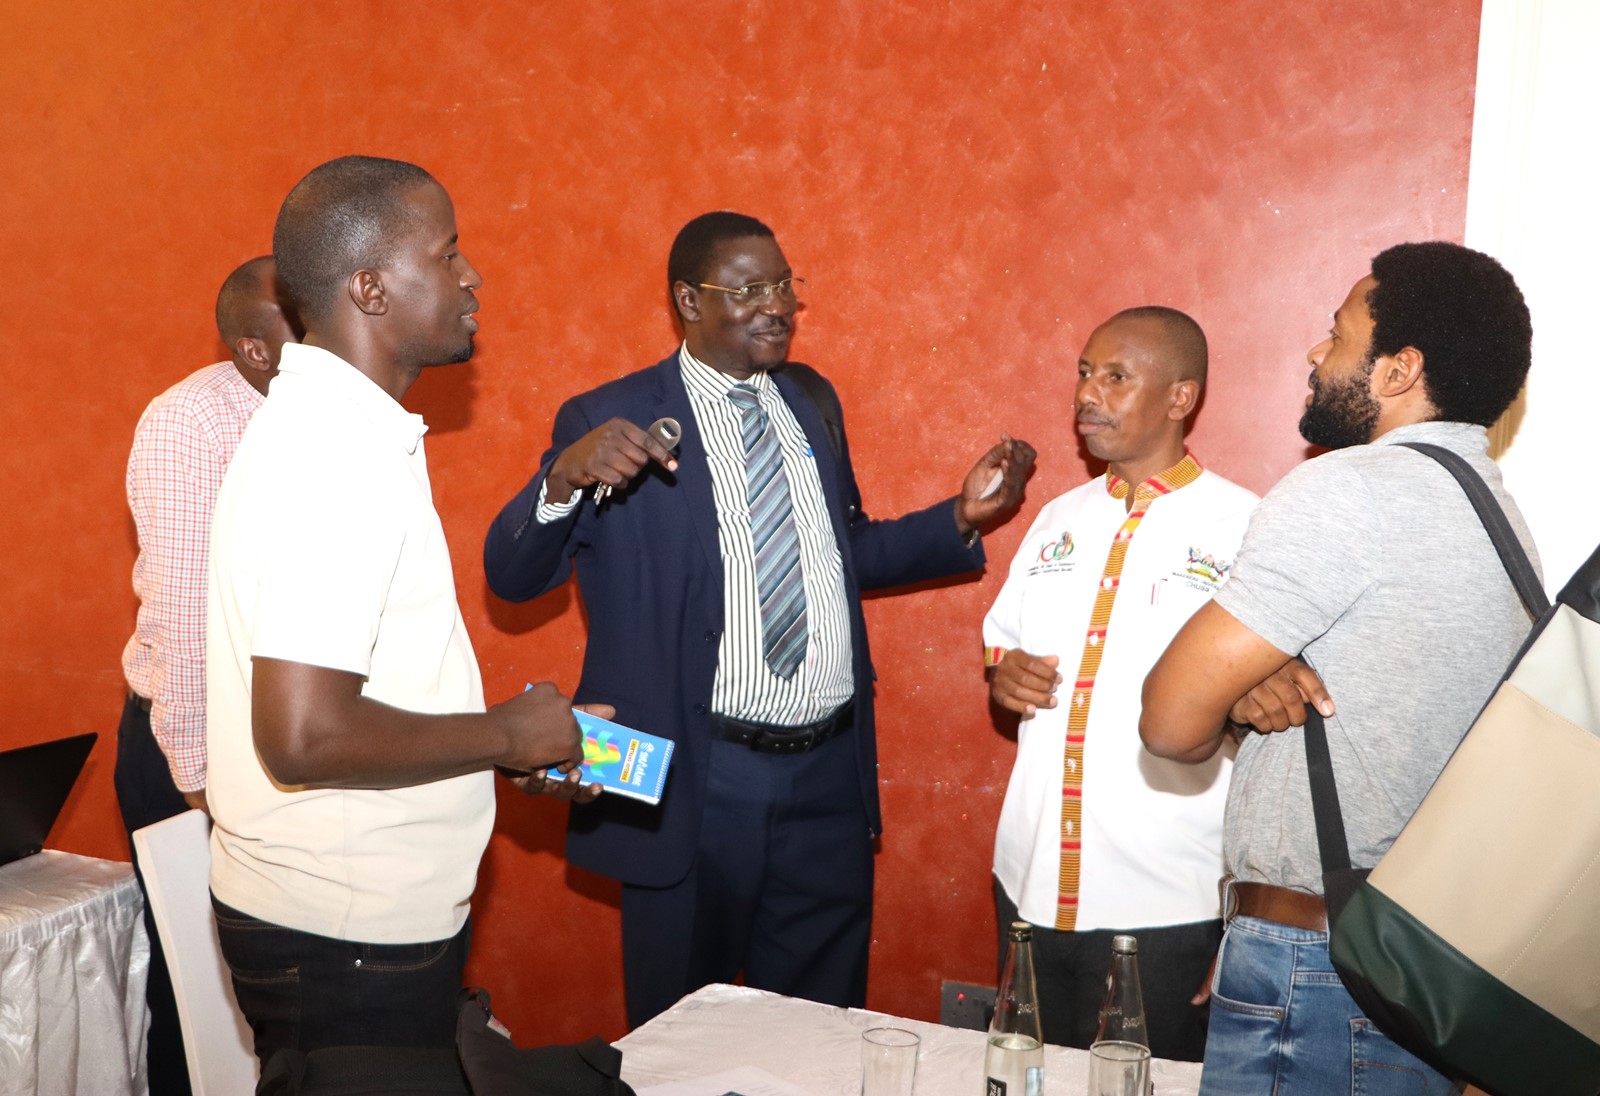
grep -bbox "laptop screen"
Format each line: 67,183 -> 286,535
0,732 -> 96,867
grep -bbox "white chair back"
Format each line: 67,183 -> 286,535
132,808 -> 258,1094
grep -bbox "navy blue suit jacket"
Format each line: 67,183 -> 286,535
484,355 -> 985,887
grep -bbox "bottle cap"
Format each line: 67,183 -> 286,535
1111,933 -> 1138,953
1008,921 -> 1033,942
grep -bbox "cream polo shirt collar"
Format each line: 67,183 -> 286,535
273,342 -> 429,455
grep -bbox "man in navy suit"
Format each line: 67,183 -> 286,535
485,211 -> 1035,1027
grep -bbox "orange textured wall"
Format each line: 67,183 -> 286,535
0,0 -> 1479,1045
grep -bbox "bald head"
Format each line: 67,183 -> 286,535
1100,306 -> 1208,390
272,155 -> 437,326
1075,306 -> 1208,487
214,255 -> 299,392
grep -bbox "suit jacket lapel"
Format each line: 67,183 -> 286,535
650,356 -> 722,580
773,367 -> 856,585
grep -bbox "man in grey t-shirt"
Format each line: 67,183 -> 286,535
1141,242 -> 1536,1096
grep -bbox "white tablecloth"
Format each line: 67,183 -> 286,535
0,851 -> 149,1096
616,983 -> 1202,1096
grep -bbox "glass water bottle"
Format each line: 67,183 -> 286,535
1093,933 -> 1149,1048
985,921 -> 1044,1096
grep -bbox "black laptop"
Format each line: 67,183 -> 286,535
0,732 -> 96,867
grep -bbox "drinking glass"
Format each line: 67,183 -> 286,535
1086,1040 -> 1150,1096
860,1026 -> 920,1096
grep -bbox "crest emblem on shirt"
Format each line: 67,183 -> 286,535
1180,548 -> 1233,591
1039,532 -> 1074,563
1025,530 -> 1077,577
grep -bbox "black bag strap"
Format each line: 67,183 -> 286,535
781,362 -> 845,463
1397,443 -> 1549,618
1304,705 -> 1355,875
1305,441 -> 1546,882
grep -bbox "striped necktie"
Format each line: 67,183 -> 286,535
728,384 -> 808,680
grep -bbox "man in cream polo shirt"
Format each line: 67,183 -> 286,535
983,307 -> 1257,1061
207,156 -> 593,1067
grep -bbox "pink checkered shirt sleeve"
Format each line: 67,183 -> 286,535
123,369 -> 256,792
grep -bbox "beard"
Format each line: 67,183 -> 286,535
1299,356 -> 1380,449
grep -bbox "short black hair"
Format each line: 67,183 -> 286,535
667,211 -> 775,320
1105,305 -> 1208,388
272,156 -> 437,324
214,255 -> 277,345
1367,242 -> 1532,426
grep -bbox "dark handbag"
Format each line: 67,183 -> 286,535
1304,442 -> 1600,1096
256,1045 -> 471,1095
455,987 -> 637,1096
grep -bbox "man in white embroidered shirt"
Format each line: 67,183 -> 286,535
207,155 -> 597,1069
983,307 -> 1257,1061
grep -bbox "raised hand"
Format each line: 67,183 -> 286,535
545,418 -> 680,504
956,435 -> 1037,534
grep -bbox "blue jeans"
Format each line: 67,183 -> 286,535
1199,916 -> 1460,1096
211,896 -> 470,1067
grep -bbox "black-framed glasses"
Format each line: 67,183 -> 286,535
695,276 -> 805,305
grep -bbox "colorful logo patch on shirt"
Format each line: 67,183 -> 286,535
1025,530 -> 1077,576
1180,547 -> 1233,590
1039,531 -> 1074,562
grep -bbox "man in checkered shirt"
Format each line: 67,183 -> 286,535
116,255 -> 299,1095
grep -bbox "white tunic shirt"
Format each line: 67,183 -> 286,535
984,465 -> 1257,930
206,343 -> 494,944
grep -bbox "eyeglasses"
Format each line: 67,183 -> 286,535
695,276 -> 805,305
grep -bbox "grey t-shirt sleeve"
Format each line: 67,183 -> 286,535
1215,457 -> 1380,656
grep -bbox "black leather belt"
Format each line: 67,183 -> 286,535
130,691 -> 153,713
712,702 -> 854,754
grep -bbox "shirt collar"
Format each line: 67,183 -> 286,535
272,343 -> 429,454
678,343 -> 776,403
1105,450 -> 1204,503
1371,420 -> 1490,456
222,363 -> 268,412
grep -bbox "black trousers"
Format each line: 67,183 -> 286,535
619,731 -> 874,1029
212,896 -> 470,1068
113,692 -> 194,1096
994,876 -> 1221,1062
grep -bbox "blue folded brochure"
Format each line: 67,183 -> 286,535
565,711 -> 674,805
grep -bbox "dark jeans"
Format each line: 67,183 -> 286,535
994,876 -> 1221,1062
211,895 -> 471,1068
113,692 -> 194,1096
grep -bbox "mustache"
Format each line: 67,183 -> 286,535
751,319 -> 792,337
